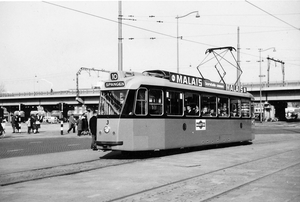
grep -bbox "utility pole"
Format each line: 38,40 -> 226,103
118,1 -> 123,71
237,27 -> 241,87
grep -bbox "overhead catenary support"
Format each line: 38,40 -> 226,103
266,57 -> 285,86
76,67 -> 110,104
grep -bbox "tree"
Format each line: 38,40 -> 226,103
0,83 -> 6,94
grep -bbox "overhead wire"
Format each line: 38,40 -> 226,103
42,1 -> 300,69
43,1 -> 217,47
245,0 -> 300,31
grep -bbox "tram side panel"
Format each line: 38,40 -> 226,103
97,118 -> 133,150
164,118 -> 253,149
131,119 -> 165,151
97,118 -> 166,151
97,118 -> 253,151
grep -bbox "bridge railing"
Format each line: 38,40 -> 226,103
0,89 -> 100,98
242,80 -> 300,89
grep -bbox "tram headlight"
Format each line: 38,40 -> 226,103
104,125 -> 110,133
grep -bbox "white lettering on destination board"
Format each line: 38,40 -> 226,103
105,81 -> 125,88
226,84 -> 247,93
170,73 -> 203,87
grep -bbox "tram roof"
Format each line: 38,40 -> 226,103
103,70 -> 253,99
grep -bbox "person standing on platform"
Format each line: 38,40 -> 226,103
89,111 -> 97,150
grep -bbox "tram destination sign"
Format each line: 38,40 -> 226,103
105,81 -> 125,88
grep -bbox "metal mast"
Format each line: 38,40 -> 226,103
118,1 -> 123,71
237,27 -> 241,87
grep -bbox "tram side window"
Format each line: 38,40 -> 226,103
184,92 -> 200,116
201,95 -> 217,117
149,89 -> 163,115
166,91 -> 183,116
218,97 -> 229,117
241,99 -> 251,118
230,98 -> 241,117
135,88 -> 147,115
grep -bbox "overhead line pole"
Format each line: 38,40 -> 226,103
266,57 -> 285,86
237,27 -> 241,87
118,1 -> 123,71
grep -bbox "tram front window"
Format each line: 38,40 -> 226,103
99,90 -> 128,115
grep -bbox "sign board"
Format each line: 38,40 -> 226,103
105,81 -> 125,88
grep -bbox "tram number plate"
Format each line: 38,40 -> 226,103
196,119 -> 206,130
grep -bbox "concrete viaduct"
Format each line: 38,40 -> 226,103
1,81 -> 300,120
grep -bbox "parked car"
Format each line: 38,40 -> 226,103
43,116 -> 58,124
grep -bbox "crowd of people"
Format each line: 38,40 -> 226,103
0,112 -> 98,151
26,114 -> 43,134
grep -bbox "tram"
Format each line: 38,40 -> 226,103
96,70 -> 254,152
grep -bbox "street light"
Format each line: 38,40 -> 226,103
176,11 -> 200,73
258,47 -> 276,123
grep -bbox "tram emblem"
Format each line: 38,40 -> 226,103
196,119 -> 206,131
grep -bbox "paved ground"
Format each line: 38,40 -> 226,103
0,121 -> 299,202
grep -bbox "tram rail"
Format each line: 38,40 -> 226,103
0,157 -> 138,186
107,148 -> 300,202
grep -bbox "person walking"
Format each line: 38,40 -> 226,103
89,111 -> 97,150
11,114 -> 16,133
67,114 -> 76,133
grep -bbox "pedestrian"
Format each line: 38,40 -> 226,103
89,111 -> 97,150
35,113 -> 43,133
0,117 -> 5,137
67,114 -> 76,133
77,115 -> 83,136
81,113 -> 89,135
15,115 -> 20,133
1,117 -> 7,133
11,114 -> 16,133
31,114 -> 37,133
35,113 -> 42,133
26,117 -> 32,134
0,117 -> 4,137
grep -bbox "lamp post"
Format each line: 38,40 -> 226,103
258,47 -> 276,123
176,11 -> 200,73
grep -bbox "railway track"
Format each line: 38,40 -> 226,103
107,148 -> 300,202
1,131 -> 299,202
0,157 -> 139,186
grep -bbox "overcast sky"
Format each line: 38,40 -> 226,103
0,0 -> 299,93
